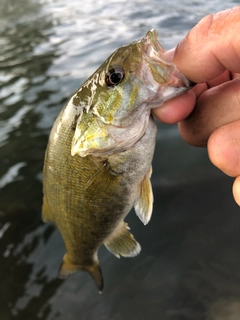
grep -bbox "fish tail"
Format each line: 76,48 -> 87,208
87,263 -> 104,293
58,254 -> 104,293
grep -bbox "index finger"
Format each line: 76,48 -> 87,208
173,6 -> 240,83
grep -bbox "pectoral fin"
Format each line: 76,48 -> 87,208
58,254 -> 104,293
104,222 -> 141,258
134,166 -> 153,225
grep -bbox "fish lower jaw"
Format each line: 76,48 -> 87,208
145,85 -> 191,109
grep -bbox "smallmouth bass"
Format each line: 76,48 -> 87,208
42,29 -> 192,292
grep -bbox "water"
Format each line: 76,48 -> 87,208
0,0 -> 239,319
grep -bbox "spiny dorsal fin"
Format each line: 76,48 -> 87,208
104,222 -> 141,258
58,254 -> 104,293
134,166 -> 153,225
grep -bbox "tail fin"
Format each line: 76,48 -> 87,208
87,263 -> 104,293
58,254 -> 104,293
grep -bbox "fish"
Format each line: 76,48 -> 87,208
42,28 -> 193,293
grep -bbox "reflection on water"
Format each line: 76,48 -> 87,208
0,0 -> 239,319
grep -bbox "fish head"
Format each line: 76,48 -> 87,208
71,29 -> 193,157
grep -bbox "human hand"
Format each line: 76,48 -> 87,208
153,6 -> 240,205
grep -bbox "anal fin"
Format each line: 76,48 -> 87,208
104,222 -> 141,258
58,254 -> 104,293
134,166 -> 153,225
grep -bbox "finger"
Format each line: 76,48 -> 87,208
208,120 -> 240,177
152,90 -> 195,124
232,176 -> 240,206
232,72 -> 240,79
179,78 -> 240,146
192,83 -> 208,98
173,7 -> 240,82
156,72 -> 236,125
207,70 -> 231,88
207,71 -> 240,87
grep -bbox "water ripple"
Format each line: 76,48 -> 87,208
0,105 -> 32,147
0,162 -> 26,188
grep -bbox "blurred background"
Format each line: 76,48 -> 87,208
1,0 -> 240,319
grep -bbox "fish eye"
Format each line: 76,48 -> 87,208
105,67 -> 125,87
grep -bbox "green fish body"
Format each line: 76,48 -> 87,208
42,29 -> 192,292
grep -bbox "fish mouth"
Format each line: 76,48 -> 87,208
140,28 -> 194,95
